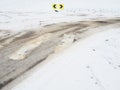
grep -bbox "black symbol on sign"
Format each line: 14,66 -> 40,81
60,4 -> 63,9
53,4 -> 57,9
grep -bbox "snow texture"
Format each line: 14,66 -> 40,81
12,26 -> 120,90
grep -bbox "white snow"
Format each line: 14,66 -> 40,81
11,25 -> 120,90
0,8 -> 120,32
0,11 -> 79,31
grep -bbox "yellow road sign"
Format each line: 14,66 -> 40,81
52,4 -> 64,11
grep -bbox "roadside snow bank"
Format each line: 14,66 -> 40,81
12,27 -> 120,90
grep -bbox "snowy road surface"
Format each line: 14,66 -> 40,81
0,18 -> 120,90
11,23 -> 120,90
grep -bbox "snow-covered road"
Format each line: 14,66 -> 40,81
10,23 -> 120,90
0,6 -> 120,90
0,0 -> 120,90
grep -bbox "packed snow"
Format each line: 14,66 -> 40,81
9,33 -> 52,60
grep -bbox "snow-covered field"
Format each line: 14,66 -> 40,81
11,24 -> 120,90
0,8 -> 120,31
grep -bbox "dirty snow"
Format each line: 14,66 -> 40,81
9,33 -> 52,60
